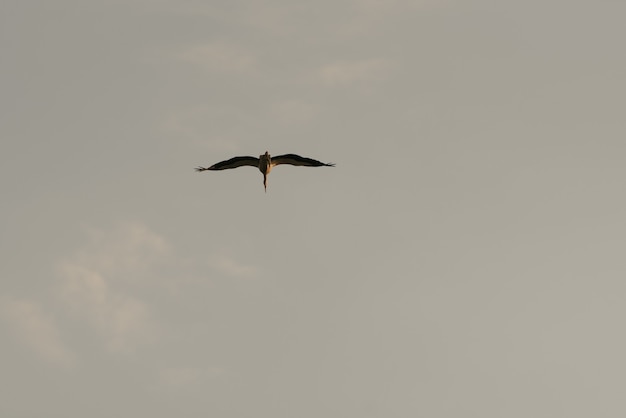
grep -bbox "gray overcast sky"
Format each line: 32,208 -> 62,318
2,0 -> 626,417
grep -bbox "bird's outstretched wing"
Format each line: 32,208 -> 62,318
196,156 -> 259,171
271,154 -> 335,167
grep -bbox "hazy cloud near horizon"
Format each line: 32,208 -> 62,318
2,0 -> 626,416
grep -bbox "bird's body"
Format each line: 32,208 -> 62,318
196,151 -> 334,191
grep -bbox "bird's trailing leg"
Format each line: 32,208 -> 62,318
263,174 -> 267,193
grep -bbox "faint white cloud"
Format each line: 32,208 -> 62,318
57,222 -> 167,352
209,254 -> 258,279
178,42 -> 257,74
53,222 -> 260,356
59,263 -> 154,353
2,298 -> 74,367
317,59 -> 396,86
73,222 -> 170,280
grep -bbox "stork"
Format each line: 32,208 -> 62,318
196,151 -> 335,192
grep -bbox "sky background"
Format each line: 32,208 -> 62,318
2,0 -> 626,416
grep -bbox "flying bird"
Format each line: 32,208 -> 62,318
196,151 -> 335,192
